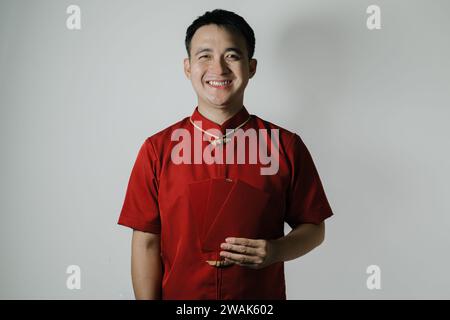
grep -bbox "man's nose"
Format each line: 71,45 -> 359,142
209,57 -> 229,75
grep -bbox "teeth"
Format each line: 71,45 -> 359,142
208,80 -> 231,86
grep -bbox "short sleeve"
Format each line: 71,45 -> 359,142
118,138 -> 161,234
284,134 -> 333,228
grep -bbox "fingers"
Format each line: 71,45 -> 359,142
220,243 -> 260,256
225,237 -> 263,248
206,260 -> 234,268
219,250 -> 264,265
224,258 -> 259,269
220,237 -> 270,269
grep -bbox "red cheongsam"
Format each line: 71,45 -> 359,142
118,106 -> 333,299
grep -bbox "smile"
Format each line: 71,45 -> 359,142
206,80 -> 233,88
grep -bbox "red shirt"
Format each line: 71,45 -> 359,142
118,106 -> 333,299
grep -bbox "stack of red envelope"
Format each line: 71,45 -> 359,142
188,178 -> 270,253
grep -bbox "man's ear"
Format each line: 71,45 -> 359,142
249,58 -> 257,79
183,57 -> 191,79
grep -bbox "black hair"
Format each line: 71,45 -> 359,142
185,9 -> 255,60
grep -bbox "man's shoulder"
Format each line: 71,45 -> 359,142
142,116 -> 190,152
150,116 -> 190,139
251,114 -> 299,145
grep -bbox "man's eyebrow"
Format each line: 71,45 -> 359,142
224,47 -> 244,55
194,47 -> 244,56
194,48 -> 213,56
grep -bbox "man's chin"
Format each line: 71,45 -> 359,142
198,95 -> 242,111
202,98 -> 232,109
206,103 -> 239,111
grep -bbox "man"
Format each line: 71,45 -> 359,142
118,9 -> 333,300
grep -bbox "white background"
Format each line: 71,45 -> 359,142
1,0 -> 449,299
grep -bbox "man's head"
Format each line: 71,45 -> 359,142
185,9 -> 255,61
184,9 -> 257,113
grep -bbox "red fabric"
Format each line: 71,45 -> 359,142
118,106 -> 333,299
203,178 -> 270,252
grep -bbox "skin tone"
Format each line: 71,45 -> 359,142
132,230 -> 162,299
132,23 -> 326,299
219,223 -> 325,269
183,24 -> 257,125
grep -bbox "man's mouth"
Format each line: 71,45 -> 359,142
206,80 -> 233,89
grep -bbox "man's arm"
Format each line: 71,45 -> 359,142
272,222 -> 325,263
131,230 -> 162,299
220,222 -> 326,268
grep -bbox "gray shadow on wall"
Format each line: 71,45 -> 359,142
274,14 -> 352,135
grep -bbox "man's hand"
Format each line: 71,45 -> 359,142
219,237 -> 278,269
219,223 -> 326,269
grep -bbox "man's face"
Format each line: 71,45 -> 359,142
184,24 -> 257,111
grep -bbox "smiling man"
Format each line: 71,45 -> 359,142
118,9 -> 333,300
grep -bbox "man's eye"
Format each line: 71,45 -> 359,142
227,54 -> 240,60
199,55 -> 210,60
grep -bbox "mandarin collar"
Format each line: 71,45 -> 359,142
190,106 -> 251,134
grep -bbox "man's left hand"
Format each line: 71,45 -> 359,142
219,237 -> 278,269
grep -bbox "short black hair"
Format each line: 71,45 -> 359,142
185,9 -> 255,60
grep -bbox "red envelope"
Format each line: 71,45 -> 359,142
201,178 -> 234,241
202,179 -> 270,252
188,179 -> 212,237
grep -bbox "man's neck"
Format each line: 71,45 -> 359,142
197,104 -> 243,125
